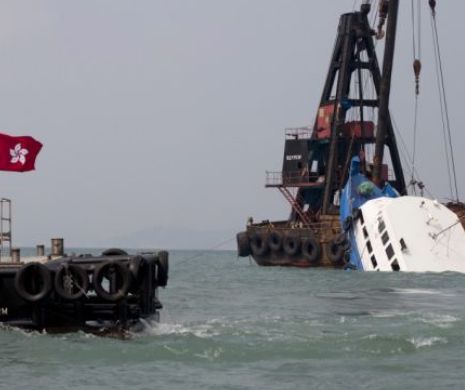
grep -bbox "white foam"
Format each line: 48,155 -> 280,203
138,319 -> 220,338
194,347 -> 224,361
409,336 -> 447,348
369,309 -> 416,318
418,313 -> 459,329
391,288 -> 454,296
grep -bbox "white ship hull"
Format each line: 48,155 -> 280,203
352,196 -> 465,272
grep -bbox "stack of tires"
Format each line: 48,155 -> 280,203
237,230 -> 350,267
324,234 -> 350,266
237,230 -> 321,265
0,249 -> 169,329
12,250 -> 169,304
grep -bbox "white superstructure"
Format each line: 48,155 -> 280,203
352,196 -> 465,272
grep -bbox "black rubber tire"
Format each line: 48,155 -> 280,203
102,248 -> 128,256
128,255 -> 144,280
343,216 -> 353,232
326,240 -> 345,264
157,251 -> 169,287
352,208 -> 362,221
54,264 -> 89,300
342,250 -> 351,265
14,263 -> 52,303
283,234 -> 301,256
334,232 -> 347,246
267,231 -> 283,252
301,237 -> 321,263
250,232 -> 269,257
236,232 -> 251,257
93,261 -> 130,302
341,237 -> 351,251
127,256 -> 146,293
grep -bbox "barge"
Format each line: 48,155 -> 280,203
0,200 -> 168,332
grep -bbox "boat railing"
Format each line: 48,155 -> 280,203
285,126 -> 312,140
267,169 -> 396,187
250,219 -> 340,237
265,171 -> 322,187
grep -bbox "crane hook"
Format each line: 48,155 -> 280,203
376,0 -> 389,40
413,59 -> 422,95
429,0 -> 437,16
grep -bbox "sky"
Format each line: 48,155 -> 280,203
0,0 -> 464,249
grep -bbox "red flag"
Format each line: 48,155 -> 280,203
0,133 -> 43,172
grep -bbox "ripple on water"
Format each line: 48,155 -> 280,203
2,250 -> 465,389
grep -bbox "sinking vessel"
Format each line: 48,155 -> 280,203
340,157 -> 465,272
237,0 -> 465,269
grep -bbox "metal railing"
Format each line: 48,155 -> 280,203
0,198 -> 12,261
266,171 -> 323,187
248,219 -> 341,237
285,127 -> 312,140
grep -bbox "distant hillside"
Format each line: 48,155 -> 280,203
98,226 -> 237,251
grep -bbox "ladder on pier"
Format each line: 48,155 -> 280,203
0,199 -> 12,261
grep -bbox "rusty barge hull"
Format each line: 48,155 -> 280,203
238,215 -> 346,268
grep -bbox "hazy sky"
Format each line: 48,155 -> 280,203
0,0 -> 464,248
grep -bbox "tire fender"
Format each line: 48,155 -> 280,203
102,248 -> 128,256
283,233 -> 301,256
326,240 -> 345,264
267,231 -> 283,252
250,232 -> 269,257
54,264 -> 89,300
156,251 -> 169,287
93,261 -> 130,302
236,232 -> 251,257
14,263 -> 52,303
301,237 -> 321,263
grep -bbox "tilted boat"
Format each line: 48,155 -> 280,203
237,0 -> 465,270
340,157 -> 465,272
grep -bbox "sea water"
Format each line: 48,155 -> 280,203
1,249 -> 465,389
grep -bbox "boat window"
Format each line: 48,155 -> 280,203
370,255 -> 378,269
378,220 -> 386,234
400,238 -> 407,252
359,211 -> 364,225
311,160 -> 318,173
386,244 -> 394,260
366,240 -> 373,254
381,231 -> 389,245
363,227 -> 368,238
391,259 -> 400,271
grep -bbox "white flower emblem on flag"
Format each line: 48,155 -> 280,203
10,143 -> 29,165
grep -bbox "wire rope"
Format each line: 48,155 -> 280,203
430,12 -> 455,200
410,0 -> 422,193
430,10 -> 459,201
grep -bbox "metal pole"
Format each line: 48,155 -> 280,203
322,14 -> 354,214
11,248 -> 20,263
51,238 -> 64,257
373,0 -> 399,186
36,245 -> 45,257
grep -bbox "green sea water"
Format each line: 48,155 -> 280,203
1,250 -> 465,389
